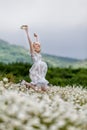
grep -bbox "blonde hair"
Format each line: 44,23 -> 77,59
33,42 -> 41,53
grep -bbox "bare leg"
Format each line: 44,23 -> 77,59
24,81 -> 41,92
30,85 -> 42,92
23,81 -> 49,92
41,86 -> 49,92
24,82 -> 31,89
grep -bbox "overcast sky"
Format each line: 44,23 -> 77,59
0,0 -> 87,59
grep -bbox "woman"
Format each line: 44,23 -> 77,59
20,25 -> 49,91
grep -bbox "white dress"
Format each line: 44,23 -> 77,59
29,52 -> 49,86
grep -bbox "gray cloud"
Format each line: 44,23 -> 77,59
0,0 -> 87,59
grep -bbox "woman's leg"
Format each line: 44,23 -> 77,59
23,81 -> 31,88
41,85 -> 49,92
25,81 -> 41,92
23,80 -> 49,92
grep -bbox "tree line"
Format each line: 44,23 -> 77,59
0,62 -> 87,88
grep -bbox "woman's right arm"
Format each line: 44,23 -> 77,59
23,26 -> 34,54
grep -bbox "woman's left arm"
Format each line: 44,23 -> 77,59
34,33 -> 39,42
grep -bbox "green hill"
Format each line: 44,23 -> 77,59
0,39 -> 86,68
0,39 -> 32,64
43,54 -> 79,67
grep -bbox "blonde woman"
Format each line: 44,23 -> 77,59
21,25 -> 49,91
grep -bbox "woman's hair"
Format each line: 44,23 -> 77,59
33,42 -> 41,53
33,42 -> 41,48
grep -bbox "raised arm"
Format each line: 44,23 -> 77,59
34,33 -> 39,42
21,25 -> 34,54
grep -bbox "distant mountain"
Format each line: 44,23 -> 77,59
72,59 -> 87,68
0,39 -> 86,68
42,54 -> 79,67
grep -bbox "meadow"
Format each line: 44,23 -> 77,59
0,62 -> 87,129
0,79 -> 87,130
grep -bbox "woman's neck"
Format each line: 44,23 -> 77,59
35,50 -> 41,53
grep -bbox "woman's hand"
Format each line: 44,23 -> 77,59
21,25 -> 28,33
34,33 -> 39,42
34,33 -> 38,37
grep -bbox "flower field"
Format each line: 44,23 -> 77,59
0,79 -> 87,130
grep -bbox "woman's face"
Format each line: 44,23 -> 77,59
33,43 -> 41,53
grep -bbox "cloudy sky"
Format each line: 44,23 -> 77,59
0,0 -> 87,59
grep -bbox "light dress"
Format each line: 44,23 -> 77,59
29,52 -> 49,86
